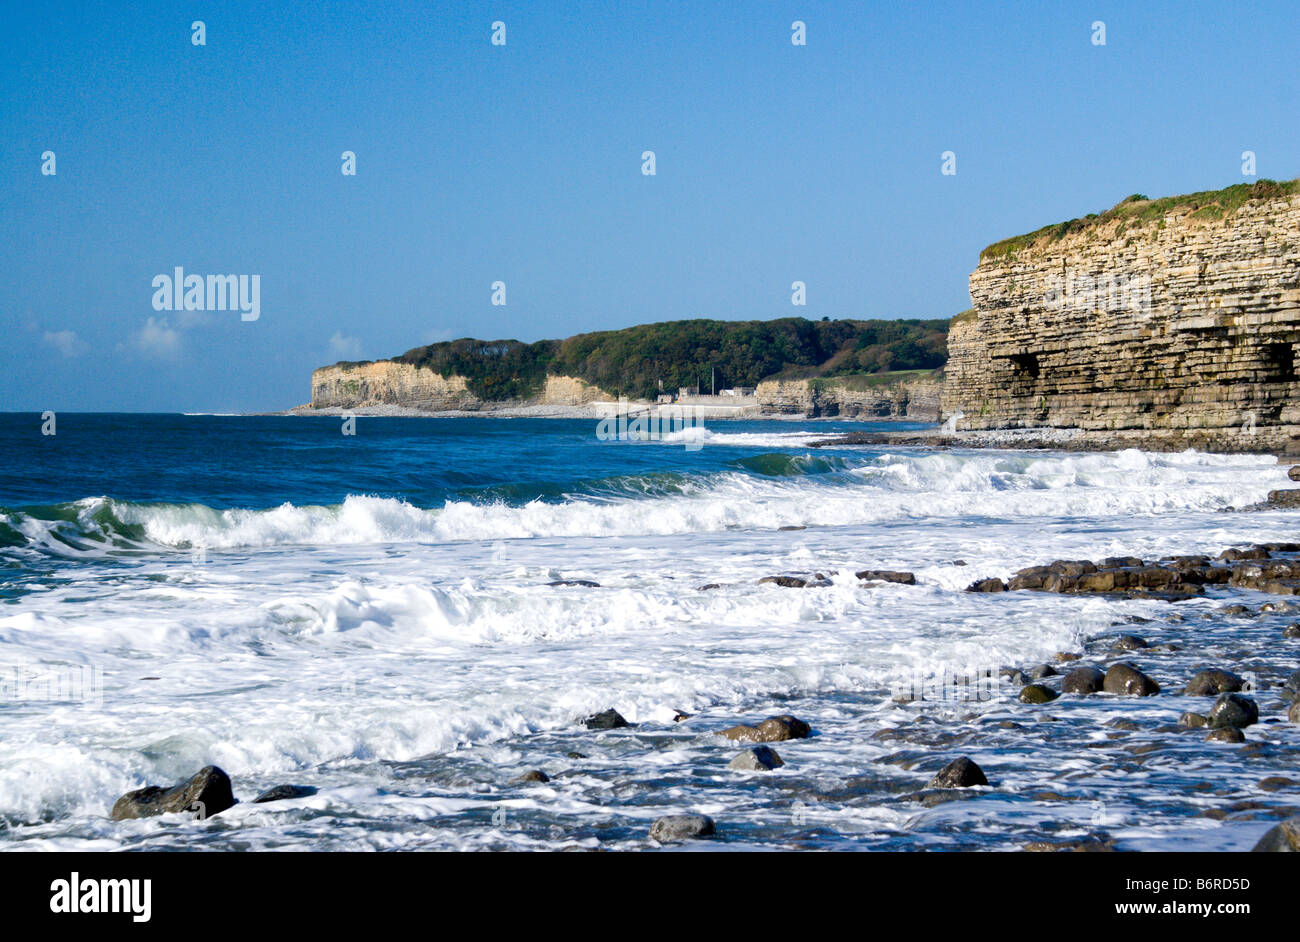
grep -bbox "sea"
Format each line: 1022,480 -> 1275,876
1,412 -> 1297,850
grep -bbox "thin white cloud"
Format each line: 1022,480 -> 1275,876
329,331 -> 363,359
133,317 -> 181,359
43,329 -> 87,357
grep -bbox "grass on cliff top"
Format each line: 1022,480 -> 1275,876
980,177 -> 1300,262
807,369 -> 940,391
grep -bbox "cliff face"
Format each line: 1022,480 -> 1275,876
944,186 -> 1300,451
310,362 -> 605,410
756,376 -> 941,420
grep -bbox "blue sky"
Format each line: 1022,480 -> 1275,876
3,0 -> 1297,412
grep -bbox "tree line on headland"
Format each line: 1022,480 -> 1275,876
353,317 -> 949,401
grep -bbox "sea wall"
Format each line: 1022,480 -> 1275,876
755,376 -> 942,420
310,362 -> 606,411
943,187 -> 1300,452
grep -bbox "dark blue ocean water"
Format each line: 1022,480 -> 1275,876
0,413 -> 913,510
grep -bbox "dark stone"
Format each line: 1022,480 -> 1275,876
729,746 -> 784,771
584,708 -> 629,729
927,756 -> 989,789
1219,546 -> 1271,561
650,814 -> 715,842
1110,634 -> 1148,651
966,577 -> 1007,593
1285,623 -> 1300,639
777,525 -> 806,531
1251,817 -> 1300,851
1179,712 -> 1209,728
697,583 -> 721,591
565,751 -> 588,759
1290,466 -> 1300,482
1291,701 -> 1300,724
1028,664 -> 1057,679
1103,663 -> 1160,696
855,569 -> 917,585
672,710 -> 692,722
758,574 -> 830,588
110,765 -> 236,821
1061,666 -> 1106,695
1207,727 -> 1246,743
1019,684 -> 1058,704
548,579 -> 600,587
1183,668 -> 1245,696
1102,556 -> 1144,569
515,769 -> 550,783
719,714 -> 811,743
252,784 -> 317,803
1207,693 -> 1259,729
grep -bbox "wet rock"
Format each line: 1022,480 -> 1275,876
1180,712 -> 1209,728
1217,604 -> 1253,616
1265,489 -> 1300,509
515,769 -> 550,783
1019,684 -> 1058,704
565,751 -> 588,759
927,756 -> 988,788
548,579 -> 600,587
1252,817 -> 1300,851
855,569 -> 917,585
1207,693 -> 1259,729
1062,666 -> 1106,695
697,583 -> 721,591
111,765 -> 236,821
1220,546 -> 1271,561
1258,777 -> 1298,791
584,708 -> 629,730
777,525 -> 806,531
1028,664 -> 1057,680
1110,634 -> 1148,651
1285,670 -> 1300,697
252,784 -> 317,803
1055,652 -> 1083,663
966,577 -> 1007,593
729,746 -> 784,771
672,710 -> 693,722
719,714 -> 811,743
1106,717 -> 1142,731
1023,836 -> 1116,852
1206,727 -> 1246,743
1001,668 -> 1031,686
1183,668 -> 1245,696
758,574 -> 830,588
1103,556 -> 1145,569
650,814 -> 715,842
1290,701 -> 1300,724
1103,663 -> 1160,696
1285,623 -> 1300,639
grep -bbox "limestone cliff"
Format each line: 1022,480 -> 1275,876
756,375 -> 942,419
944,181 -> 1300,451
310,361 -> 606,411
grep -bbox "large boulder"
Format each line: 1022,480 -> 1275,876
1103,663 -> 1160,696
1207,693 -> 1259,729
1062,666 -> 1106,694
927,756 -> 988,788
1019,684 -> 1058,704
1253,817 -> 1300,851
1182,668 -> 1245,696
583,709 -> 629,730
111,765 -> 236,821
719,714 -> 810,743
650,814 -> 715,842
856,569 -> 916,585
966,577 -> 1007,593
729,746 -> 784,771
252,784 -> 317,803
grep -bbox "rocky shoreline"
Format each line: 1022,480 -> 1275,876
109,536 -> 1300,851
